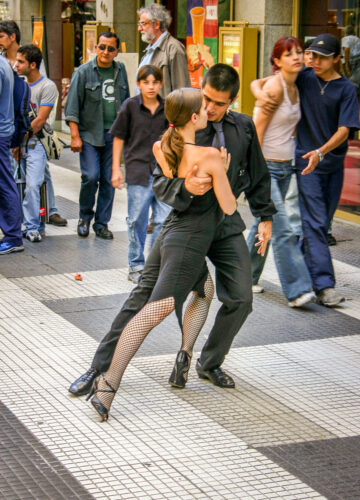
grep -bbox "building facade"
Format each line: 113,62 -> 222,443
1,0 -> 359,220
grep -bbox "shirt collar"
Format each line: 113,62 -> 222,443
222,110 -> 236,124
145,30 -> 168,53
137,92 -> 164,112
29,75 -> 44,87
94,58 -> 114,71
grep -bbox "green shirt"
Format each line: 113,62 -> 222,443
98,64 -> 117,130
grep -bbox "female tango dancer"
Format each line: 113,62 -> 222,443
88,87 -> 237,421
247,36 -> 314,307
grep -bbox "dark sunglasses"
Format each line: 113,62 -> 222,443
98,45 -> 116,53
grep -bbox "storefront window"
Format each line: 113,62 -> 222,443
300,0 -> 360,217
0,0 -> 10,20
61,0 -> 96,67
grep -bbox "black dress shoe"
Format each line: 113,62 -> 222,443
169,350 -> 191,388
68,368 -> 99,396
77,219 -> 90,237
94,226 -> 113,240
195,359 -> 235,388
327,233 -> 337,246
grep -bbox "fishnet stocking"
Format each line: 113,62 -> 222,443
96,297 -> 175,410
181,274 -> 214,355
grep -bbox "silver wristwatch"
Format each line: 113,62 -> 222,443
315,149 -> 324,162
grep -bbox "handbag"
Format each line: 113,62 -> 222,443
37,124 -> 64,161
28,106 -> 64,160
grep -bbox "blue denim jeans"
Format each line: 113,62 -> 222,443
21,139 -> 46,234
296,167 -> 343,292
285,173 -> 302,237
0,136 -> 23,245
247,160 -> 312,301
79,131 -> 114,230
127,177 -> 171,271
44,163 -> 58,216
13,154 -> 57,216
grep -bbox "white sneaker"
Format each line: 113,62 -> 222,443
252,284 -> 264,294
288,291 -> 315,308
25,231 -> 42,242
316,288 -> 345,307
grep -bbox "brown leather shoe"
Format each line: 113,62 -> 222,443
48,213 -> 68,226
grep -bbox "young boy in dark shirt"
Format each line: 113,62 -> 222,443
110,65 -> 171,283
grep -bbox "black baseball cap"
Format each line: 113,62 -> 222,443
308,33 -> 340,57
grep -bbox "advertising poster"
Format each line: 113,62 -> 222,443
84,28 -> 96,63
222,33 -> 240,111
186,0 -> 218,88
32,21 -> 44,50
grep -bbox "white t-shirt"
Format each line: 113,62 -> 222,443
29,75 -> 58,131
341,35 -> 359,63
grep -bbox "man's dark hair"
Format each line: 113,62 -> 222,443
0,20 -> 21,44
202,63 -> 239,101
304,38 -> 315,50
137,64 -> 163,82
17,44 -> 42,69
97,31 -> 119,48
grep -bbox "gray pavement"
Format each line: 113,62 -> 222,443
0,157 -> 359,499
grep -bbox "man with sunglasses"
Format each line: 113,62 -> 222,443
65,32 -> 129,239
137,3 -> 190,97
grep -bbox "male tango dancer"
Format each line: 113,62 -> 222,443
69,64 -> 276,395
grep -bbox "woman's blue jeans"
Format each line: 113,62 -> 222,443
247,160 -> 312,301
127,176 -> 171,271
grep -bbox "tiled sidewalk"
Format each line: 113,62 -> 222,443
0,158 -> 359,499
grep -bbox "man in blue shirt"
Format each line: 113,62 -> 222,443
294,34 -> 359,307
0,54 -> 23,255
252,34 -> 359,307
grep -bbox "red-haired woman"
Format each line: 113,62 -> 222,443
247,36 -> 314,307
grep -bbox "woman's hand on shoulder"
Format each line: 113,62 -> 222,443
220,146 -> 231,172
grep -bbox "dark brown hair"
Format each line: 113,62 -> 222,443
202,63 -> 239,100
137,64 -> 163,82
17,44 -> 42,69
271,36 -> 303,72
160,88 -> 202,175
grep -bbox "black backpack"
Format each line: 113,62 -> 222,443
11,70 -> 31,149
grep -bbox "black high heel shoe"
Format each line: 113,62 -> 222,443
86,375 -> 116,421
169,350 -> 191,388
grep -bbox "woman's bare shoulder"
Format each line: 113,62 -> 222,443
197,145 -> 221,159
153,140 -> 161,156
197,146 -> 222,174
153,141 -> 173,177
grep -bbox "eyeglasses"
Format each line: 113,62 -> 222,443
138,21 -> 152,27
97,45 -> 116,53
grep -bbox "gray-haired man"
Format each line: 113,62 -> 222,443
137,3 -> 190,97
